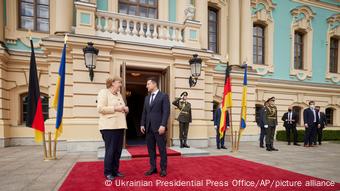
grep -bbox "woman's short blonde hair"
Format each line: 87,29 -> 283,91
106,76 -> 123,88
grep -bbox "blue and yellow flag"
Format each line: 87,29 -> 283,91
240,64 -> 247,129
219,65 -> 232,139
52,39 -> 66,140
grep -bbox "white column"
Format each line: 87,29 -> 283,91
195,0 -> 208,49
55,0 -> 73,33
228,0 -> 240,65
241,0 -> 252,65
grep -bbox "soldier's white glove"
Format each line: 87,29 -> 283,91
264,125 -> 269,128
214,125 -> 217,129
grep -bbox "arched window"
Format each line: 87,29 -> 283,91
253,24 -> 265,65
21,93 -> 49,124
292,106 -> 302,125
325,108 -> 335,125
212,100 -> 220,121
255,104 -> 264,125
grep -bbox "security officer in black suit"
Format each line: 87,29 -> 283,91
282,106 -> 300,146
315,106 -> 327,145
172,91 -> 192,148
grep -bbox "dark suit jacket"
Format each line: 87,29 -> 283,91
282,112 -> 299,127
303,108 -> 319,126
318,112 -> 327,128
141,91 -> 170,133
214,108 -> 230,129
257,107 -> 265,128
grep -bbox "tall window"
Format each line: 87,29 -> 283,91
208,7 -> 218,53
255,104 -> 264,126
212,101 -> 220,121
19,0 -> 49,32
329,37 -> 339,73
292,106 -> 301,125
119,0 -> 158,19
253,24 -> 265,65
21,93 -> 49,124
325,108 -> 334,125
294,31 -> 304,70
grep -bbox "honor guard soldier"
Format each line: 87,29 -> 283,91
172,91 -> 192,148
263,97 -> 279,151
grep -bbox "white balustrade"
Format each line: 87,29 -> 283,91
95,10 -> 185,46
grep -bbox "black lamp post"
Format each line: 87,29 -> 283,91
188,54 -> 202,88
83,42 -> 99,82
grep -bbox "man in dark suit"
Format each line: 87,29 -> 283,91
214,103 -> 230,149
315,106 -> 327,145
140,78 -> 170,177
303,101 -> 319,147
257,102 -> 267,148
282,106 -> 300,146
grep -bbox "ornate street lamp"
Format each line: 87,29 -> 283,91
188,54 -> 202,88
83,42 -> 99,82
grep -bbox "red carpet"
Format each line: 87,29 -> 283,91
126,146 -> 181,158
59,155 -> 340,191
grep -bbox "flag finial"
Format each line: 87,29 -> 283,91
28,30 -> 32,40
64,34 -> 68,44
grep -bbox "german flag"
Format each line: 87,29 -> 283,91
26,39 -> 45,143
219,64 -> 232,139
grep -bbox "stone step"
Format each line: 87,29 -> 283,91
97,146 -> 131,160
169,146 -> 210,156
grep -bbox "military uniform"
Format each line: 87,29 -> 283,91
263,97 -> 278,151
172,94 -> 192,148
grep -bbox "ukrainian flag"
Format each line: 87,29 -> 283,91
52,41 -> 66,140
240,64 -> 247,129
219,65 -> 232,139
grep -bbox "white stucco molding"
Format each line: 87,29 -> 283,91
325,14 -> 340,84
251,0 -> 276,76
289,5 -> 315,81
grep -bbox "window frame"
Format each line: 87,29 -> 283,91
18,0 -> 50,33
253,24 -> 266,65
292,106 -> 302,126
329,37 -> 339,73
118,0 -> 159,19
325,108 -> 334,125
208,6 -> 219,53
20,93 -> 49,125
294,31 -> 305,70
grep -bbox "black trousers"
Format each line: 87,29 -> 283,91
146,130 -> 167,171
259,126 -> 266,146
285,124 -> 298,144
179,122 -> 189,141
216,128 -> 226,147
315,127 -> 324,144
100,129 -> 124,176
304,123 -> 316,146
265,126 -> 276,145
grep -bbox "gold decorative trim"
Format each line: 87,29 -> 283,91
291,0 -> 340,12
325,14 -> 340,84
251,0 -> 276,75
289,6 -> 315,80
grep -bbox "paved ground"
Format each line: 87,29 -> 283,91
0,141 -> 339,191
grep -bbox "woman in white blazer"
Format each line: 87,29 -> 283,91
97,77 -> 128,181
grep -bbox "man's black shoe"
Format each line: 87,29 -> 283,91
294,143 -> 301,146
106,175 -> 115,180
221,146 -> 227,149
114,172 -> 124,177
145,169 -> 157,176
160,170 -> 167,177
